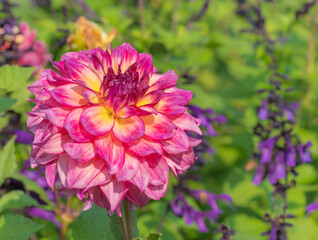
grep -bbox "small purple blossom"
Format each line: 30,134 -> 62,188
306,203 -> 318,214
27,207 -> 61,228
13,130 -> 34,145
258,100 -> 269,120
170,193 -> 232,233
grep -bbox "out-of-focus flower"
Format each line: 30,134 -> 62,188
217,224 -> 234,240
306,203 -> 318,214
170,105 -> 231,232
13,129 -> 34,145
188,105 -> 226,165
67,16 -> 117,51
0,20 -> 51,74
171,192 -> 232,233
28,43 -> 201,216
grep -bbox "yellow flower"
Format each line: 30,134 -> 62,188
67,16 -> 117,51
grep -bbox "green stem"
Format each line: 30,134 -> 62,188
119,216 -> 128,240
123,201 -> 133,240
157,205 -> 169,233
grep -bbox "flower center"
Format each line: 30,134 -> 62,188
101,66 -> 139,109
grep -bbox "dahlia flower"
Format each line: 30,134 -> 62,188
27,43 -> 201,215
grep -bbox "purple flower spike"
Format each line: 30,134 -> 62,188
306,203 -> 318,214
258,100 -> 269,120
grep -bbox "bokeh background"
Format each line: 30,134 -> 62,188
1,0 -> 318,239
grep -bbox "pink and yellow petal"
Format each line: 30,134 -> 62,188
112,115 -> 145,142
81,106 -> 115,136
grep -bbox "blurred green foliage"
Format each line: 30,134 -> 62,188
0,0 -> 318,239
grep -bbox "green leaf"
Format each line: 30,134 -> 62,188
11,172 -> 53,207
0,65 -> 35,91
109,214 -> 124,240
0,137 -> 17,186
0,213 -> 43,240
0,96 -> 17,113
133,233 -> 163,240
0,190 -> 39,213
70,203 -> 114,240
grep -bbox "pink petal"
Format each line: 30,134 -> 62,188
63,140 -> 97,162
45,162 -> 57,190
137,53 -> 153,79
164,86 -> 192,103
34,130 -> 71,155
144,181 -> 168,200
156,93 -> 188,115
86,187 -> 111,210
67,157 -> 105,189
99,178 -> 131,212
33,120 -> 58,145
120,43 -> 139,72
81,106 -> 115,136
127,136 -> 163,156
137,90 -> 163,106
42,105 -> 72,128
82,167 -> 111,192
57,153 -> 76,188
142,113 -> 175,140
130,158 -> 150,192
188,137 -> 202,147
65,60 -> 101,92
50,84 -> 88,107
31,145 -> 58,166
146,154 -> 169,185
27,106 -> 45,133
164,149 -> 195,176
116,152 -> 140,181
82,89 -> 99,104
113,115 -> 145,142
162,128 -> 189,154
64,108 -> 95,142
148,70 -> 178,91
111,43 -> 139,73
95,133 -> 125,174
31,90 -> 57,106
28,76 -> 49,97
126,185 -> 150,207
169,113 -> 202,135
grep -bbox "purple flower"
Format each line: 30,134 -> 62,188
275,151 -> 286,180
27,207 -> 61,228
13,130 -> 34,145
258,137 -> 277,163
306,203 -> 318,214
258,100 -> 269,120
297,141 -> 312,163
253,164 -> 265,185
171,191 -> 233,232
286,140 -> 296,167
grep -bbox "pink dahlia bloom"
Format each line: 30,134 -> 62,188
27,43 -> 201,215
